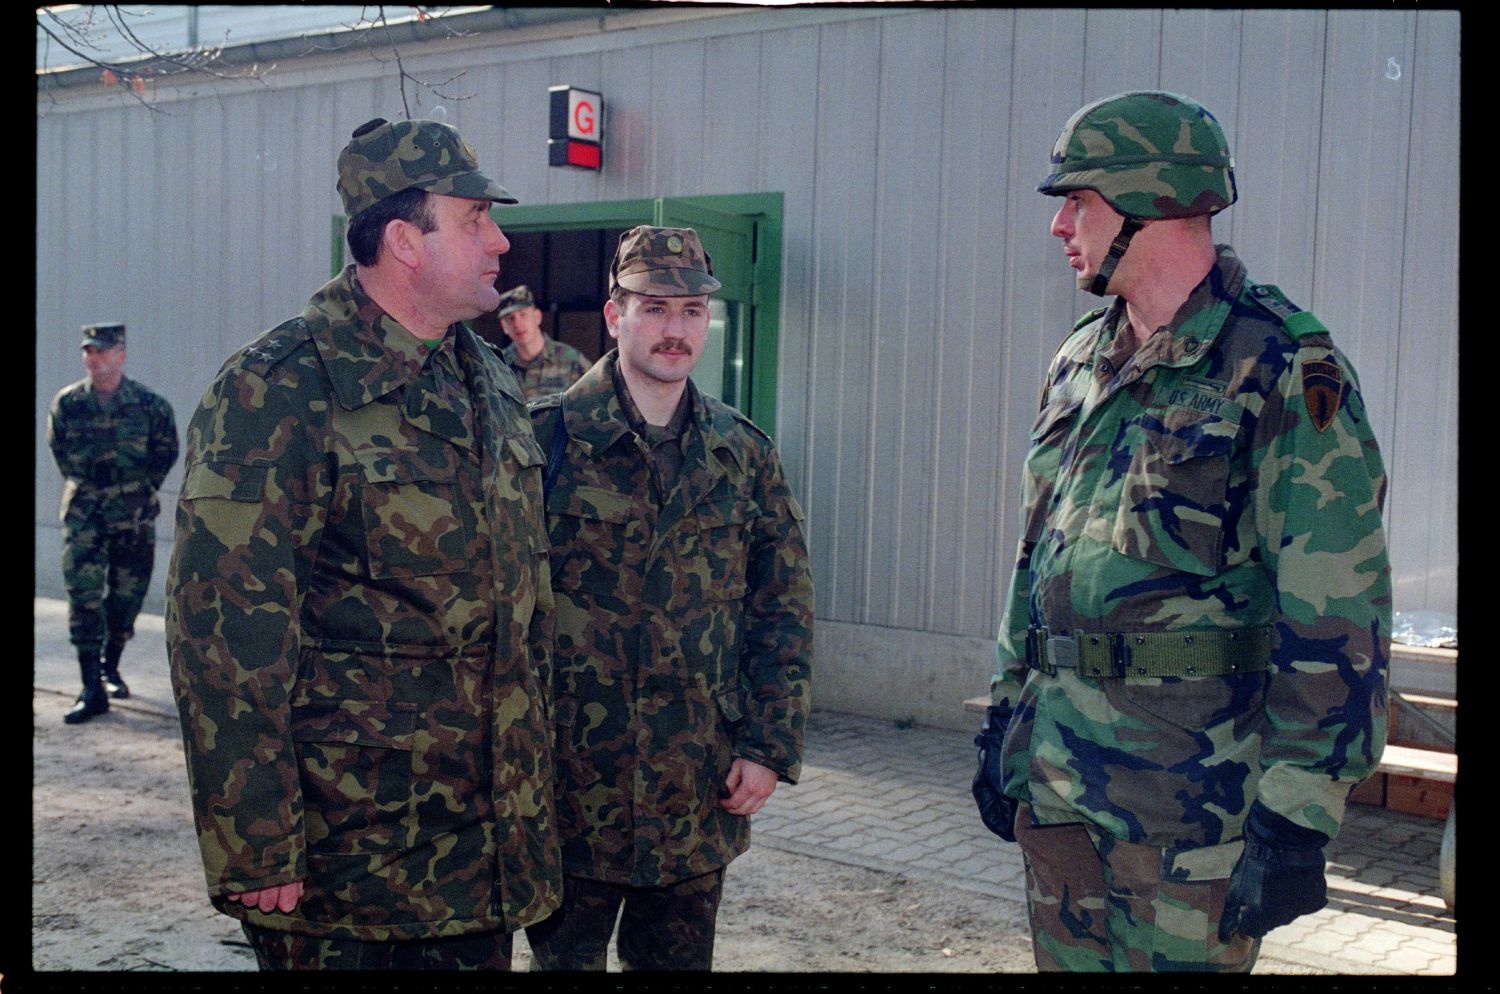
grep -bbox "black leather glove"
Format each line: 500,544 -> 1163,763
1218,801 -> 1331,942
971,701 -> 1018,842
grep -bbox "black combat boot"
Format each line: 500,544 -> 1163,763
64,646 -> 110,724
102,640 -> 130,699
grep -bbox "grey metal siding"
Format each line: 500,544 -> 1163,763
35,7 -> 1459,643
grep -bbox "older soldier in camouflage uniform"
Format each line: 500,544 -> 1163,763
47,322 -> 178,724
165,117 -> 561,971
495,284 -> 591,401
524,226 -> 814,971
971,92 -> 1391,973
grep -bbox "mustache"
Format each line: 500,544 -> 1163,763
651,339 -> 694,356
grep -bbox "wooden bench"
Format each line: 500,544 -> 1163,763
1378,743 -> 1456,782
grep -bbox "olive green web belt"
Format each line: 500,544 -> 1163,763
1025,625 -> 1273,678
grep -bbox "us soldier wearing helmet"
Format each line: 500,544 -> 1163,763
970,92 -> 1392,972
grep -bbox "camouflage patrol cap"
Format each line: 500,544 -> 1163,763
496,284 -> 537,319
609,226 -> 721,296
80,322 -> 125,349
1037,91 -> 1237,220
337,117 -> 517,221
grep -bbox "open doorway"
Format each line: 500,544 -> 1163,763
471,227 -> 623,364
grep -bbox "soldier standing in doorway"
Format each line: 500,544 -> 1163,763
495,284 -> 591,401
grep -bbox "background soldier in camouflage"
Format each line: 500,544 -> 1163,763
47,322 -> 178,724
495,284 -> 591,400
971,92 -> 1391,973
524,226 -> 814,971
165,117 -> 561,971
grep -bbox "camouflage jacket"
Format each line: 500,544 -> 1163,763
531,352 -> 814,887
165,266 -> 561,941
992,247 -> 1390,868
501,336 -> 592,402
47,375 -> 178,531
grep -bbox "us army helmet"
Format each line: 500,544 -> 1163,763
1038,91 -> 1237,294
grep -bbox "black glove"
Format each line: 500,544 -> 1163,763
1218,801 -> 1331,942
971,701 -> 1018,842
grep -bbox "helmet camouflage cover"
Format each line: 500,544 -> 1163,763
1037,91 -> 1237,220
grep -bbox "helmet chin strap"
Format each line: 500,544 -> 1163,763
1082,217 -> 1144,296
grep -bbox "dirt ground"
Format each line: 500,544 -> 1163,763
28,638 -> 1032,977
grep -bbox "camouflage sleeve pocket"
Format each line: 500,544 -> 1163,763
180,460 -> 269,503
1111,407 -> 1236,577
290,698 -> 417,854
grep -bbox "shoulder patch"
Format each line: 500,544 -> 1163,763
1247,283 -> 1328,341
1073,307 -> 1107,332
1301,358 -> 1343,432
239,317 -> 311,375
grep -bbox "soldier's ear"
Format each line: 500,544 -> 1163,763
603,298 -> 623,341
381,218 -> 425,271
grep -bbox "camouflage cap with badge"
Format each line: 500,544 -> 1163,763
609,226 -> 721,296
496,284 -> 537,319
80,322 -> 126,349
337,117 -> 517,221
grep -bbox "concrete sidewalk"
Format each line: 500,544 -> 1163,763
33,598 -> 1456,975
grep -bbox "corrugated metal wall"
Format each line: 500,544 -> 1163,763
35,8 -> 1459,647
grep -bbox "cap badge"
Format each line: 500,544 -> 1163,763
666,235 -> 684,253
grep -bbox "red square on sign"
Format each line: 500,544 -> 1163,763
567,141 -> 601,170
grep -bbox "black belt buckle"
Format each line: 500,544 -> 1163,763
1025,626 -> 1044,672
1107,632 -> 1130,679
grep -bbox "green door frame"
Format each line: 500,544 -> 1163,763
329,193 -> 784,431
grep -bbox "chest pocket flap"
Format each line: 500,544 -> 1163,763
1112,405 -> 1239,577
355,448 -> 474,579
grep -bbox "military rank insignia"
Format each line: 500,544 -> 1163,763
1301,359 -> 1342,432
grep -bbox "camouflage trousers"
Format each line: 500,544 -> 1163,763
62,518 -> 154,650
524,869 -> 724,971
1015,803 -> 1259,973
241,923 -> 513,970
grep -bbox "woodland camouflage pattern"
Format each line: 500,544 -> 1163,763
48,373 -> 179,646
1037,91 -> 1238,220
165,265 -> 561,941
992,246 -> 1391,856
500,336 -> 592,402
530,353 -> 813,887
336,117 -> 516,221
